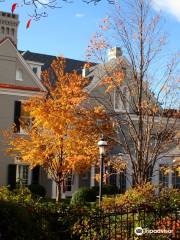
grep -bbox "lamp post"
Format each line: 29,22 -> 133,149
98,136 -> 107,207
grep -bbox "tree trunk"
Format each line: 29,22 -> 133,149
56,183 -> 61,202
132,167 -> 148,186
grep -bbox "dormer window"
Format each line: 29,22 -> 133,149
28,64 -> 42,78
114,86 -> 129,111
16,69 -> 23,81
32,67 -> 38,74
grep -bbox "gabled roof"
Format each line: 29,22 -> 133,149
0,38 -> 47,93
86,57 -> 128,93
21,50 -> 95,74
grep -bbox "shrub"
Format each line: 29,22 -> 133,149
28,184 -> 46,198
71,187 -> 97,205
102,182 -> 155,209
0,186 -> 32,204
0,201 -> 39,240
92,184 -> 118,196
155,187 -> 180,210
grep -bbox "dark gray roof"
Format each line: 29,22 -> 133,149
21,50 -> 95,74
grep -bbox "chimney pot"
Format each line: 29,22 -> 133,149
107,47 -> 122,61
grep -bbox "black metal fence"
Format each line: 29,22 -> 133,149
74,206 -> 180,240
1,201 -> 179,240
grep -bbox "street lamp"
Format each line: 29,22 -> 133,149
98,135 -> 107,207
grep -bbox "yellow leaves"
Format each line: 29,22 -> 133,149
100,70 -> 124,93
140,100 -> 160,115
6,57 -> 114,185
110,155 -> 127,173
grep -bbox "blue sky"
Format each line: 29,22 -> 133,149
1,0 -> 180,60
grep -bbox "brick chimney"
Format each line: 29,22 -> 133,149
0,11 -> 19,47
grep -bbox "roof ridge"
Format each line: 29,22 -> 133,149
22,50 -> 90,63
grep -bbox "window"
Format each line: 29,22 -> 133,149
147,164 -> 153,181
1,26 -> 4,34
109,166 -> 116,186
119,170 -> 126,193
16,69 -> 23,81
14,101 -> 21,132
65,173 -> 72,192
6,27 -> 9,34
20,102 -> 32,133
114,86 -> 128,111
122,87 -> 128,110
172,170 -> 180,189
11,28 -> 15,36
16,165 -> 29,186
14,101 -> 32,133
8,163 -> 29,189
31,166 -> 40,185
32,67 -> 38,74
159,165 -> 169,187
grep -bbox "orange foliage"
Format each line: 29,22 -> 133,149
100,71 -> 125,93
6,58 -> 114,199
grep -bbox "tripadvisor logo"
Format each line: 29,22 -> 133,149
135,227 -> 173,236
135,227 -> 143,236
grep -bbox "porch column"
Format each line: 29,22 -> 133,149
51,180 -> 57,199
90,165 -> 95,187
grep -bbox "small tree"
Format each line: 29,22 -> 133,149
6,57 -> 113,202
86,0 -> 180,185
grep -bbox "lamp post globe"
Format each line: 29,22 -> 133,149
98,138 -> 107,155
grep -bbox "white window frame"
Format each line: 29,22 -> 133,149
27,61 -> 43,78
15,157 -> 30,186
16,69 -> 23,81
114,86 -> 129,112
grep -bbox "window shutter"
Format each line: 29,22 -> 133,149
8,164 -> 17,189
14,101 -> 21,132
31,166 -> 40,184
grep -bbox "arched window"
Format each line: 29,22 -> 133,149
6,27 -> 9,35
1,26 -> 5,34
11,28 -> 15,36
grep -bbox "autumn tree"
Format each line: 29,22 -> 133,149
6,57 -> 113,202
86,0 -> 180,186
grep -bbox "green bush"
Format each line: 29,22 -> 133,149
155,187 -> 180,210
102,182 -> 155,209
0,201 -> 39,240
0,186 -> 32,204
28,184 -> 46,198
71,187 -> 97,205
92,184 -> 118,196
